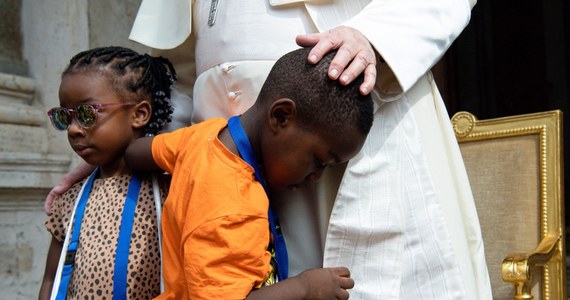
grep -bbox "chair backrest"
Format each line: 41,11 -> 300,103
451,110 -> 566,300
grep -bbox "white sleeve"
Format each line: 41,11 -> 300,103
344,0 -> 474,93
129,0 -> 192,49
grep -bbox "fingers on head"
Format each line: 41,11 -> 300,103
359,63 -> 378,94
309,38 -> 339,64
336,48 -> 377,84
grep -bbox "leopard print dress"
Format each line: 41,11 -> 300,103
46,173 -> 169,299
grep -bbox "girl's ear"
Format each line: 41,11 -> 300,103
268,98 -> 296,133
132,100 -> 152,129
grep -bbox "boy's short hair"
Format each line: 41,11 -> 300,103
257,47 -> 374,136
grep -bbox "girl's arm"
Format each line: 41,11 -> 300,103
38,237 -> 63,300
246,267 -> 354,300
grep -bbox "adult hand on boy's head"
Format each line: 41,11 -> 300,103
296,25 -> 377,96
297,266 -> 354,300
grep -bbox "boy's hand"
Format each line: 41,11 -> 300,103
246,266 -> 354,299
297,267 -> 354,299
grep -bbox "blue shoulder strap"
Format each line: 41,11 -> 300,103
55,170 -> 98,300
55,171 -> 141,300
227,115 -> 289,280
113,175 -> 141,299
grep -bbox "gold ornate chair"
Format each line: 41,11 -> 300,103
451,110 -> 566,300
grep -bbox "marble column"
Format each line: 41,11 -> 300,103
0,1 -> 72,298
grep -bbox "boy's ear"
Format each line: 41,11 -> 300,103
131,100 -> 152,129
268,98 -> 296,133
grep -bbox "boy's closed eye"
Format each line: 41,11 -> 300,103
314,157 -> 327,171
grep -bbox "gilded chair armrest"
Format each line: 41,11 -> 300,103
501,234 -> 560,299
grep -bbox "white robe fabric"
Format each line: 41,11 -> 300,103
130,0 -> 492,299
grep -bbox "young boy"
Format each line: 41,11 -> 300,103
125,47 -> 374,299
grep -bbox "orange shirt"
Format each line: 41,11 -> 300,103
152,118 -> 272,300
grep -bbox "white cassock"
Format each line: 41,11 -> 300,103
130,0 -> 492,299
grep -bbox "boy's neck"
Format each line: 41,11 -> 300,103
218,112 -> 262,164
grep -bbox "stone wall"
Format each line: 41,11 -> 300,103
0,1 -> 147,298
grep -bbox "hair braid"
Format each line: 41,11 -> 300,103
63,46 -> 176,135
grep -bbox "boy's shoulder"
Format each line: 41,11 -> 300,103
181,117 -> 227,132
158,117 -> 228,141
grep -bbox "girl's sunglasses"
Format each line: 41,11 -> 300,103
47,102 -> 136,131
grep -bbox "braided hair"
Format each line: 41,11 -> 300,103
62,46 -> 176,136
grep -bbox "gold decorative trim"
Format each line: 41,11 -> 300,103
451,111 -> 476,137
451,110 -> 565,300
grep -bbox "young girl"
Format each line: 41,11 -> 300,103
39,46 -> 175,300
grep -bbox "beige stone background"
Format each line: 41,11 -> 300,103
0,0 -> 148,298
